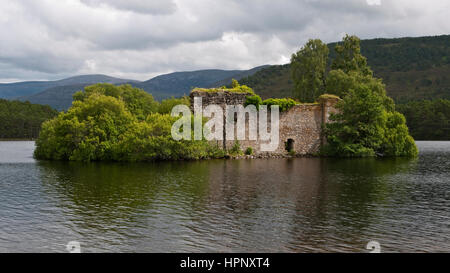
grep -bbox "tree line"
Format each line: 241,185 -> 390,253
0,99 -> 58,139
397,99 -> 450,140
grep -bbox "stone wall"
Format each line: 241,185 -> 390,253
190,90 -> 253,110
190,90 -> 339,156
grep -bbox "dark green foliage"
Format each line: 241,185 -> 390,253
0,99 -> 58,139
239,64 -> 293,99
261,98 -> 298,112
323,86 -> 417,157
34,84 -> 224,162
397,99 -> 450,140
322,35 -> 418,157
245,147 -> 253,155
239,35 -> 450,103
291,39 -> 329,102
331,35 -> 373,76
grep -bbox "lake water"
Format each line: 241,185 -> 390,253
0,141 -> 448,253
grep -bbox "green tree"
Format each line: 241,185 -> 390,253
291,39 -> 329,102
157,96 -> 190,114
35,84 -> 224,162
322,35 -> 418,157
331,34 -> 373,76
73,83 -> 159,120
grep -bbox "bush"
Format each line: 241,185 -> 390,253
244,95 -> 262,109
245,147 -> 253,155
229,141 -> 242,155
261,98 -> 298,112
192,79 -> 255,94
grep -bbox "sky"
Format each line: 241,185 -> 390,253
0,0 -> 449,82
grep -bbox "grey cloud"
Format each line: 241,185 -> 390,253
80,0 -> 177,15
0,0 -> 449,82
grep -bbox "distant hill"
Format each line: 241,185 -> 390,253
16,66 -> 267,109
0,74 -> 135,99
18,84 -> 91,110
239,35 -> 450,102
134,66 -> 269,100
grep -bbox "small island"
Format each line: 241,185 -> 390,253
34,35 -> 417,162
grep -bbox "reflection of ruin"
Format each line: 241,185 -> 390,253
190,90 -> 339,156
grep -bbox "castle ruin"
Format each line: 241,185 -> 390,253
190,90 -> 339,156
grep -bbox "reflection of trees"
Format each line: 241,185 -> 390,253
288,157 -> 416,252
36,156 -> 417,252
37,160 -> 211,250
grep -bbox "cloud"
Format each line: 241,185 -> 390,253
80,0 -> 177,15
366,0 -> 381,6
0,0 -> 449,82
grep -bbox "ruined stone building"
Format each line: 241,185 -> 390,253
190,89 -> 339,156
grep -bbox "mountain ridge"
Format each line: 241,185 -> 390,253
13,66 -> 268,109
0,74 -> 136,99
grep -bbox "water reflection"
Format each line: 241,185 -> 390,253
35,155 -> 419,252
1,141 -> 448,252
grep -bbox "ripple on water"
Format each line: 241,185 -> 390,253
0,141 -> 449,252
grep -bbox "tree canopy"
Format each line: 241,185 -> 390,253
0,99 -> 58,139
291,39 -> 329,102
34,84 -> 223,162
322,35 -> 418,157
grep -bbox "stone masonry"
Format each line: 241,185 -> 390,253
190,90 -> 339,156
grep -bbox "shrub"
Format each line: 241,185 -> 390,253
229,141 -> 242,155
261,98 -> 298,112
192,80 -> 255,94
245,147 -> 253,155
244,95 -> 262,110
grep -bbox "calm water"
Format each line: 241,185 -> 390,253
0,141 -> 448,253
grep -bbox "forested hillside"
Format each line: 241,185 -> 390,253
240,35 -> 450,102
0,99 -> 58,139
397,99 -> 450,140
238,35 -> 450,140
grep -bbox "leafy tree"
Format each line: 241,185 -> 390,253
231,78 -> 239,88
291,39 -> 329,102
331,34 -> 373,76
35,84 -> 224,162
73,84 -> 159,120
35,94 -> 135,161
322,35 -> 418,157
158,96 -> 190,114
